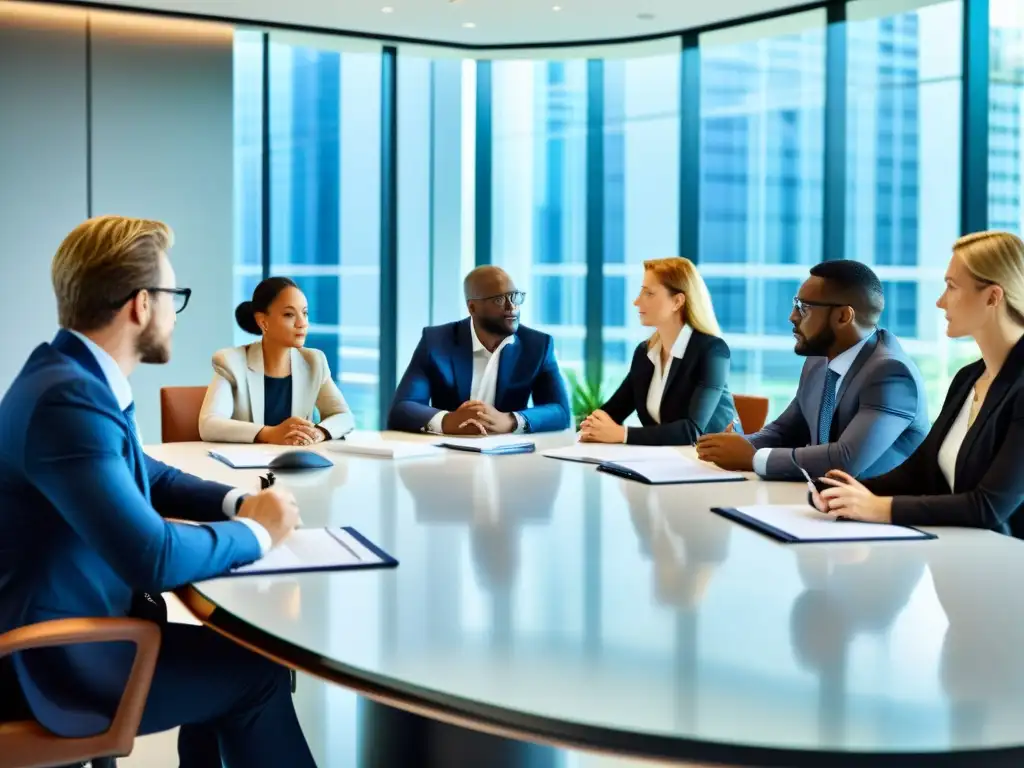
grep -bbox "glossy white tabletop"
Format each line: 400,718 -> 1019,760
148,433 -> 1024,764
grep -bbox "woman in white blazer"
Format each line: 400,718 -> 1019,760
199,277 -> 355,445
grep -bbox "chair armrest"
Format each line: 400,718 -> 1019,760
0,618 -> 161,753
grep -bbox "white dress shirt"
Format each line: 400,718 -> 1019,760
752,332 -> 874,477
427,322 -> 526,434
622,326 -> 693,443
937,389 -> 973,490
68,330 -> 271,554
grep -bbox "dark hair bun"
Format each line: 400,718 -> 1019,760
234,300 -> 261,335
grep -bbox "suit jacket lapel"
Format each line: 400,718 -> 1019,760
803,361 -> 828,444
452,319 -> 474,403
246,343 -> 266,425
290,348 -> 310,419
495,337 -> 521,410
834,332 -> 880,411
956,340 -> 1024,482
663,334 -> 697,402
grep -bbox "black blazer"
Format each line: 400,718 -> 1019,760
862,334 -> 1024,538
600,330 -> 737,446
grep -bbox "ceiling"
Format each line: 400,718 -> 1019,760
62,0 -> 815,48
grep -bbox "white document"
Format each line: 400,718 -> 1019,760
727,504 -> 932,542
601,457 -> 745,484
323,438 -> 443,460
231,527 -> 388,575
208,446 -> 294,469
542,444 -> 678,464
436,435 -> 535,452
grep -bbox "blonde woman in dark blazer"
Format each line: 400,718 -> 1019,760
199,277 -> 354,445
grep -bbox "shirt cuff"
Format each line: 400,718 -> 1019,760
425,411 -> 448,435
753,448 -> 772,477
221,488 -> 246,518
235,518 -> 273,556
513,412 -> 526,434
622,426 -> 628,444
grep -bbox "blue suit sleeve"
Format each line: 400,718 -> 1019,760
519,336 -> 571,433
388,331 -> 442,432
145,455 -> 233,523
25,393 -> 261,592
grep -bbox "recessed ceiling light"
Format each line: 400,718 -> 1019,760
462,21 -> 476,28
381,5 -> 393,12
552,4 -> 562,10
637,12 -> 655,20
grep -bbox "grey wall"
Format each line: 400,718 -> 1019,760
0,4 -> 235,441
0,3 -> 88,394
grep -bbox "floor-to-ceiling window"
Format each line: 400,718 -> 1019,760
266,36 -> 383,428
602,43 -> 681,391
699,11 -> 827,417
848,0 -> 972,418
491,58 -> 589,378
990,0 -> 1024,236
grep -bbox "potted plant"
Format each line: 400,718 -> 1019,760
565,369 -> 607,431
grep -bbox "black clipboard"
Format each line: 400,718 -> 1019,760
711,506 -> 937,544
225,526 -> 399,577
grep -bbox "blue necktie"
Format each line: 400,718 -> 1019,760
817,368 -> 840,445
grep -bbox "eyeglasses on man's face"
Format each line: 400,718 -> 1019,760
469,291 -> 527,308
112,287 -> 192,314
792,296 -> 844,319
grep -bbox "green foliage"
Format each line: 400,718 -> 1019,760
565,370 -> 606,430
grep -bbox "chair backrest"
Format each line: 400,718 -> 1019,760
0,618 -> 160,768
734,394 -> 769,434
160,386 -> 207,443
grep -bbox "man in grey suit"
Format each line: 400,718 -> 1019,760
696,260 -> 928,481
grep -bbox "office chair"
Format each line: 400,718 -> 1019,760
159,386 -> 207,443
0,618 -> 160,768
733,394 -> 770,434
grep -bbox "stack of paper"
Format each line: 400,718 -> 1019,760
208,446 -> 304,469
711,504 -> 935,543
542,444 -> 678,464
435,435 -> 536,455
323,438 -> 443,460
598,456 -> 745,485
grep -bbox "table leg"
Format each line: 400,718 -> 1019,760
357,699 -> 563,768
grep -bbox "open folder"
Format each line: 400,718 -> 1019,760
435,436 -> 536,455
228,527 -> 398,577
597,457 -> 746,485
711,504 -> 936,543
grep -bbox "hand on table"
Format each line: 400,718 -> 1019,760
695,424 -> 754,471
256,417 -> 321,447
816,470 -> 893,523
464,400 -> 517,434
237,487 -> 301,547
441,402 -> 489,436
578,409 -> 625,444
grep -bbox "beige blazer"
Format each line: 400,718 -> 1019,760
198,343 -> 355,443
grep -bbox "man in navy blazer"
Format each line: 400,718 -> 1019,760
0,216 -> 315,767
388,266 -> 570,435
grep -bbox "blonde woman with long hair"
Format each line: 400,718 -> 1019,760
580,257 -> 738,445
813,231 -> 1024,538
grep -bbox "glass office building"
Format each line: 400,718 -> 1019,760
234,0 -> 1024,429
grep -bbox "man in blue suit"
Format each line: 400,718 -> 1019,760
0,216 -> 316,767
388,266 -> 570,435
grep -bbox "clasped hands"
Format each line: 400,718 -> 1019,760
441,401 -> 518,436
578,409 -> 625,444
257,417 -> 326,447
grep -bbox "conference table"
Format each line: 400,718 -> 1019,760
148,431 -> 1024,767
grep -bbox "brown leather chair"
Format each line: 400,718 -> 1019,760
734,394 -> 769,434
160,386 -> 207,443
0,618 -> 160,768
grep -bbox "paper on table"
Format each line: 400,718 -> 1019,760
728,504 -> 931,542
323,439 -> 442,460
542,444 -> 677,464
603,457 -> 745,484
436,435 -> 535,451
231,528 -> 385,575
208,446 -> 301,469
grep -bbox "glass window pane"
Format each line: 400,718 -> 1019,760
847,0 -> 974,418
492,59 -> 588,379
267,38 -> 382,429
990,0 -> 1024,235
699,11 -> 826,417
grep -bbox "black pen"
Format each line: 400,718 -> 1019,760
260,471 -> 275,490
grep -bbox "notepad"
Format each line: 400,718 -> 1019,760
228,527 -> 398,576
322,439 -> 443,460
542,444 -> 678,464
209,447 -> 334,470
711,504 -> 936,543
598,457 -> 746,485
436,436 -> 536,455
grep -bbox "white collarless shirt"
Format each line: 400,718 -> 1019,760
937,389 -> 973,490
427,322 -> 526,434
67,330 -> 270,554
752,331 -> 874,477
622,326 -> 693,442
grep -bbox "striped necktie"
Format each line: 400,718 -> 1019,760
817,368 -> 840,445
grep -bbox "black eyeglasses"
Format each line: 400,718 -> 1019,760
792,297 -> 844,318
112,287 -> 192,314
469,291 -> 527,307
